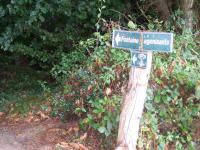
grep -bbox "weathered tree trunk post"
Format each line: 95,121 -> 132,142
113,29 -> 172,150
115,52 -> 152,150
155,0 -> 171,21
180,0 -> 194,30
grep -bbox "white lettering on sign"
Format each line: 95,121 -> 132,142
115,33 -> 139,46
121,36 -> 139,44
132,54 -> 137,65
143,39 -> 170,45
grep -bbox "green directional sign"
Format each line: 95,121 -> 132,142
112,30 -> 173,69
112,30 -> 173,52
112,30 -> 140,50
142,32 -> 173,52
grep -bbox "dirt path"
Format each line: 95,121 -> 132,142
0,117 -> 79,150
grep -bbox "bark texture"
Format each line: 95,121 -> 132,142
180,0 -> 194,30
115,52 -> 152,150
154,0 -> 171,21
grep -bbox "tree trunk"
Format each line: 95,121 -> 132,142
154,0 -> 171,21
180,0 -> 194,30
115,52 -> 152,150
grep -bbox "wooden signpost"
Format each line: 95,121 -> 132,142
112,30 -> 173,150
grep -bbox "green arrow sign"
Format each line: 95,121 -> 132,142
142,32 -> 173,52
112,30 -> 140,50
112,30 -> 173,52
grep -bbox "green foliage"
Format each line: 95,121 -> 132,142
81,96 -> 121,136
0,64 -> 51,113
50,32 -> 129,136
138,30 -> 200,149
0,0 -> 199,149
49,15 -> 199,148
51,50 -> 87,80
0,0 -> 102,72
0,0 -> 130,77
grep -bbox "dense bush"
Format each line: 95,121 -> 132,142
50,22 -> 200,149
1,0 -> 100,67
0,0 -> 131,75
51,32 -> 130,135
138,30 -> 200,150
0,0 -> 199,149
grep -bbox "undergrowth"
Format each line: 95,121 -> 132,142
0,62 -> 53,114
50,27 -> 200,149
0,3 -> 199,149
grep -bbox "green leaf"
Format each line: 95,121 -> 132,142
106,120 -> 112,131
102,6 -> 106,9
195,81 -> 200,99
98,126 -> 106,133
155,94 -> 161,103
128,21 -> 137,29
39,15 -> 45,22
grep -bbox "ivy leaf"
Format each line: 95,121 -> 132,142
155,94 -> 161,103
98,126 -> 106,133
195,81 -> 200,99
39,15 -> 45,22
106,120 -> 112,132
128,21 -> 137,29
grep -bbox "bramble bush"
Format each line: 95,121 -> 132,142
0,0 -> 129,75
0,1 -> 199,149
138,29 -> 200,149
50,21 -> 200,149
51,32 -> 130,137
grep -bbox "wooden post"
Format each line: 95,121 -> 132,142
115,51 -> 152,150
180,0 -> 194,30
112,29 -> 173,150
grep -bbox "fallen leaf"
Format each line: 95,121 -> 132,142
0,112 -> 5,118
25,115 -> 34,123
73,127 -> 79,133
78,143 -> 89,150
56,143 -> 73,150
68,143 -> 80,149
87,85 -> 92,91
34,118 -> 40,122
36,111 -> 50,120
66,127 -> 73,134
58,142 -> 89,150
79,132 -> 87,141
105,88 -> 112,96
66,127 -> 79,134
